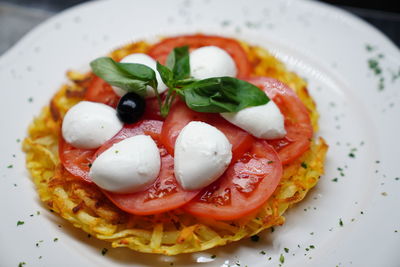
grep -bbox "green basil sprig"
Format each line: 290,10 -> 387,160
90,57 -> 158,97
177,77 -> 269,113
90,46 -> 269,117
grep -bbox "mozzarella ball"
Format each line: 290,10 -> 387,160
221,100 -> 286,139
62,101 -> 123,149
89,135 -> 161,193
174,121 -> 232,190
190,46 -> 237,80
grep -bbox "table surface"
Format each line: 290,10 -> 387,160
0,0 -> 399,55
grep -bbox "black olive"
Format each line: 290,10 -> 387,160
116,92 -> 146,124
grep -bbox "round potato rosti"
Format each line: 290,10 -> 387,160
23,38 -> 328,255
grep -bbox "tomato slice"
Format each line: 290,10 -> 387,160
95,120 -> 200,215
148,34 -> 252,78
160,100 -> 254,161
246,77 -> 313,165
59,137 -> 95,182
93,120 -> 163,158
84,75 -> 120,107
183,140 -> 282,220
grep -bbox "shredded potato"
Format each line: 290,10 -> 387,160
23,39 -> 328,255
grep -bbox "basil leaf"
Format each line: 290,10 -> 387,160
166,46 -> 190,80
178,77 -> 269,113
90,57 -> 157,97
156,62 -> 174,88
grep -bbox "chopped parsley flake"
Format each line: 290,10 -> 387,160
17,221 -> 24,226
101,248 -> 108,255
18,262 -> 26,267
7,164 -> 13,168
284,248 -> 289,253
339,218 -> 344,227
395,177 -> 400,181
279,254 -> 285,264
310,232 -> 314,235
53,238 -> 58,242
309,245 -> 315,249
365,44 -> 375,52
28,97 -> 33,103
16,139 -> 21,143
250,235 -> 260,242
260,250 -> 266,255
301,162 -> 308,169
211,254 -> 216,259
267,160 -> 274,164
348,152 -> 355,158
381,192 -> 388,196
331,178 -> 338,182
368,59 -> 382,75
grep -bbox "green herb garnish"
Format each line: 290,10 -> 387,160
17,220 -> 24,226
91,46 -> 269,118
279,254 -> 285,264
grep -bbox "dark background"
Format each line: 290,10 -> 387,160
0,0 -> 399,54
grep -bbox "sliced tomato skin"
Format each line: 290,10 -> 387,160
160,100 -> 254,162
148,34 -> 252,78
59,137 -> 95,183
84,75 -> 120,107
246,77 -> 313,165
183,141 -> 282,220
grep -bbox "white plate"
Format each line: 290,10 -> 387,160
1,0 -> 400,266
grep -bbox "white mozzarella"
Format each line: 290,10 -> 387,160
190,46 -> 237,79
62,101 -> 123,149
89,135 -> 160,193
112,53 -> 168,98
221,100 -> 286,139
174,121 -> 232,190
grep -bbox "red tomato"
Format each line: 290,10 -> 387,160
246,77 -> 313,165
84,75 -> 120,107
94,120 -> 200,215
59,137 -> 95,183
183,140 -> 282,220
148,34 -> 252,78
160,101 -> 254,162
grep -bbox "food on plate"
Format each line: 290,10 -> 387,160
23,34 -> 328,255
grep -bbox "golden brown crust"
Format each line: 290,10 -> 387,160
23,39 -> 328,255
